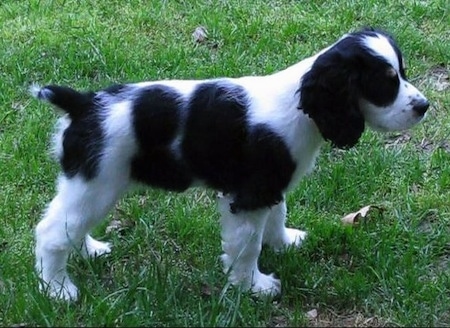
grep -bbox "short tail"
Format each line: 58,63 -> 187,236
30,84 -> 93,118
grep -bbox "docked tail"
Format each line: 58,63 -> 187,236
30,84 -> 93,118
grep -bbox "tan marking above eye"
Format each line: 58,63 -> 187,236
386,67 -> 397,78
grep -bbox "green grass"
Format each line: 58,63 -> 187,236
1,0 -> 449,326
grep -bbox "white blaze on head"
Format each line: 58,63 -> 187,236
363,34 -> 400,71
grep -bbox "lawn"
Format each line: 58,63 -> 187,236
0,0 -> 449,326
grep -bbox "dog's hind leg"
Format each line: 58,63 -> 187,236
218,194 -> 281,296
262,199 -> 307,252
35,174 -> 127,301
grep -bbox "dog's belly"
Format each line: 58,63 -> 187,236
130,146 -> 193,192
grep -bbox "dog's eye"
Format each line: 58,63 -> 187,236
386,67 -> 397,79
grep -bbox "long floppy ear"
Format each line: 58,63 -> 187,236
300,39 -> 365,149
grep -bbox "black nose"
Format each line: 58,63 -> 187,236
413,98 -> 430,116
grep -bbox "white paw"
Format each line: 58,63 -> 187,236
41,277 -> 79,301
81,235 -> 112,259
220,253 -> 233,274
271,228 -> 307,252
284,228 -> 307,247
251,272 -> 281,296
221,253 -> 281,297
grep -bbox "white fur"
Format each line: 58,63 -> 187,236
217,193 -> 307,296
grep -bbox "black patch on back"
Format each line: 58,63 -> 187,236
182,81 -> 296,212
130,85 -> 192,190
182,82 -> 249,190
60,93 -> 104,179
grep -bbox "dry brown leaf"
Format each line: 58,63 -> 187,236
419,138 -> 434,152
435,79 -> 449,91
105,219 -> 122,234
200,283 -> 213,297
307,308 -> 318,319
192,26 -> 208,43
308,309 -> 387,327
385,132 -> 411,147
341,205 -> 373,225
270,315 -> 289,327
105,208 -> 134,234
429,65 -> 449,91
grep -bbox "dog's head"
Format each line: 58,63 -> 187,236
300,28 -> 429,149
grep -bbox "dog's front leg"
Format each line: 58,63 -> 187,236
218,194 -> 280,296
262,200 -> 307,252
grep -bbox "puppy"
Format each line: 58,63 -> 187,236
32,28 -> 429,300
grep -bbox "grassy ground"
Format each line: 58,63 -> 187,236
1,0 -> 449,326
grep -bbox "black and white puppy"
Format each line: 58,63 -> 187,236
32,28 -> 429,301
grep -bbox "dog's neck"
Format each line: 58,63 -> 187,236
274,57 -> 327,188
234,53 -> 326,189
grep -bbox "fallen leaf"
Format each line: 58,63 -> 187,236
419,138 -> 434,152
435,79 -> 449,91
440,140 -> 450,152
192,26 -> 208,43
105,219 -> 122,234
341,205 -> 376,225
105,209 -> 134,234
200,283 -> 220,297
270,315 -> 289,327
384,132 -> 411,147
307,308 -> 318,319
427,65 -> 449,92
200,283 -> 212,296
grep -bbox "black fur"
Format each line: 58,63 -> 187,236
182,82 -> 249,192
61,112 -> 104,179
182,81 -> 296,212
130,85 -> 192,191
38,86 -> 104,179
229,124 -> 296,213
300,29 -> 403,149
36,85 -> 95,119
